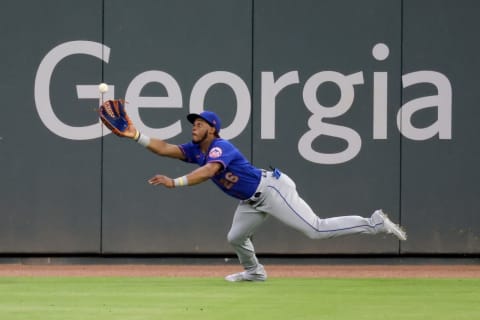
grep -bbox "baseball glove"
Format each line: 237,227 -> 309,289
98,99 -> 133,137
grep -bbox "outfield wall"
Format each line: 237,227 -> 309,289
1,0 -> 479,255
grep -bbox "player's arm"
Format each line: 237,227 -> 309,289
144,138 -> 185,160
119,127 -> 185,160
98,99 -> 184,160
148,162 -> 222,188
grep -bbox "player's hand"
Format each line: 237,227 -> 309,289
148,174 -> 174,188
99,99 -> 137,139
123,124 -> 137,139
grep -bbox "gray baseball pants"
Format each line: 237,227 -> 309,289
226,170 -> 384,270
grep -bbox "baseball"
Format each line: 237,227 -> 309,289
98,83 -> 109,93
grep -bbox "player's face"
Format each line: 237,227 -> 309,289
191,119 -> 211,144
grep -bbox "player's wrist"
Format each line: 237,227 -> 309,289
134,130 -> 151,147
133,130 -> 140,141
173,176 -> 189,187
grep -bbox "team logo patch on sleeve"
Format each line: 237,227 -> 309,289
209,147 -> 223,158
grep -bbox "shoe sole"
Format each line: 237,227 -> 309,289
377,210 -> 407,241
225,272 -> 267,282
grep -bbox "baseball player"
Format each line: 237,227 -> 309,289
99,101 -> 407,282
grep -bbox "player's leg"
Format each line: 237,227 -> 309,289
225,201 -> 268,281
259,173 -> 404,240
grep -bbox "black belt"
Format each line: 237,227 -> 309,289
246,168 -> 282,205
247,191 -> 262,205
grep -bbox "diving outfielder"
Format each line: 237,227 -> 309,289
99,101 -> 407,282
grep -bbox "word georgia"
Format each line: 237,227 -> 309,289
34,41 -> 451,165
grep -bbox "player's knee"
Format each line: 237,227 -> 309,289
227,231 -> 239,245
227,230 -> 244,246
303,229 -> 332,240
304,231 -> 320,239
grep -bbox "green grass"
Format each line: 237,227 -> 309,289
0,277 -> 479,320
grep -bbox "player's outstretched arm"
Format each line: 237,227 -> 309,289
148,162 -> 222,188
98,99 -> 185,160
145,138 -> 184,160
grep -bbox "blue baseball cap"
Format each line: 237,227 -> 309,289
187,110 -> 221,134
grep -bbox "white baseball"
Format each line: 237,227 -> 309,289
98,83 -> 109,93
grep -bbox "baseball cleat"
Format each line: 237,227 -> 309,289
225,264 -> 267,282
373,209 -> 407,241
